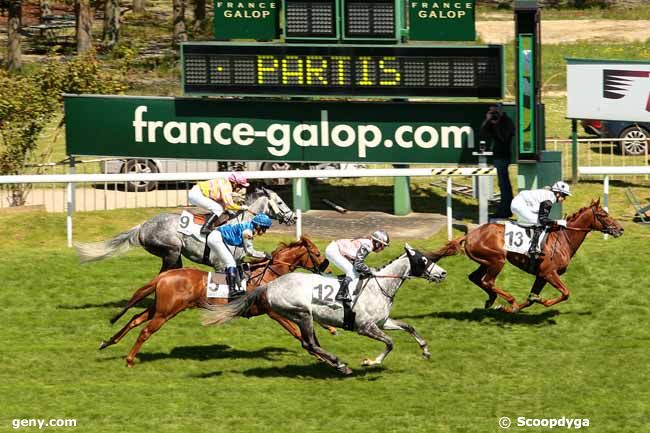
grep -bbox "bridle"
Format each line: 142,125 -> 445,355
562,206 -> 616,235
248,244 -> 325,286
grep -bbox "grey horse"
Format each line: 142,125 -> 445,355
75,186 -> 296,272
201,244 -> 447,375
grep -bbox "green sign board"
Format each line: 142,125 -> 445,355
213,0 -> 279,40
64,95 -> 513,164
409,0 -> 475,41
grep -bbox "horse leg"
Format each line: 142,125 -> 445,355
468,265 -> 497,308
293,312 -> 352,375
159,253 -> 182,274
125,314 -> 169,367
100,306 -> 154,350
267,310 -> 302,340
518,277 -> 547,310
357,322 -> 394,367
383,318 -> 430,359
537,272 -> 570,308
483,263 -> 521,313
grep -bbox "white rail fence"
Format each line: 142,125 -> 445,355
0,168 -> 496,247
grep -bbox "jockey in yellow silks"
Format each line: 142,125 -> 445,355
188,173 -> 250,234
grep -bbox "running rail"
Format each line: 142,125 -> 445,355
0,167 -> 496,247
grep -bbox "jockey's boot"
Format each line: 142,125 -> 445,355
200,213 -> 218,235
226,267 -> 243,297
528,225 -> 544,259
336,276 -> 353,303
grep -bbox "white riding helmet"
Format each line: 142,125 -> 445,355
551,181 -> 571,197
371,230 -> 390,247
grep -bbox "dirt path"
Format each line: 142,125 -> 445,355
478,19 -> 650,44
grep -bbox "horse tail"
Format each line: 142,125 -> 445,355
200,286 -> 268,326
75,224 -> 142,263
427,236 -> 466,261
110,274 -> 160,325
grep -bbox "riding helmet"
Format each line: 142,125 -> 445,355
371,230 -> 390,247
252,213 -> 273,228
228,172 -> 250,187
551,181 -> 571,197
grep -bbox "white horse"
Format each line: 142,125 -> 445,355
75,186 -> 295,273
201,244 -> 447,375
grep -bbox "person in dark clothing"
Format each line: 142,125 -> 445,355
479,104 -> 515,219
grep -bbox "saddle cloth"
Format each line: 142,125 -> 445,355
503,221 -> 548,255
177,210 -> 232,241
206,272 -> 247,299
310,276 -> 364,309
177,210 -> 207,241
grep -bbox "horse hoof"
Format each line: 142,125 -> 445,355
361,358 -> 372,366
423,351 -> 431,360
484,297 -> 497,309
511,306 -> 520,314
99,341 -> 108,350
337,363 -> 353,375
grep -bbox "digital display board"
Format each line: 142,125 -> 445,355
344,0 -> 395,39
182,43 -> 503,98
284,0 -> 336,38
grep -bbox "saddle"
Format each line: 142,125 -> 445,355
187,210 -> 232,229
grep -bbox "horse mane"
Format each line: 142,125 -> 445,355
376,253 -> 406,271
271,236 -> 309,256
566,200 -> 600,223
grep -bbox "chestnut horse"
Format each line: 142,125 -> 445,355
428,199 -> 623,312
99,236 -> 329,367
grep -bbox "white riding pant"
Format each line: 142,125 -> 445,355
325,241 -> 356,279
188,185 -> 224,216
510,195 -> 538,227
207,230 -> 236,268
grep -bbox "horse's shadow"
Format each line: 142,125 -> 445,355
236,363 -> 385,379
135,344 -> 293,364
58,298 -> 154,310
400,308 -> 561,326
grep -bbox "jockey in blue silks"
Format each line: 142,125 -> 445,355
207,213 -> 273,294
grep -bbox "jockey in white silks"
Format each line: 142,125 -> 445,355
510,180 -> 571,258
207,213 -> 273,295
325,230 -> 390,302
188,172 -> 250,234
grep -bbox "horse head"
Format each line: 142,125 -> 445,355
249,186 -> 296,225
271,236 -> 328,273
591,199 -> 624,237
404,243 -> 447,282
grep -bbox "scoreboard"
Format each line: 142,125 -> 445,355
182,43 -> 503,98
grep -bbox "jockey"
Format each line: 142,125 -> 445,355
188,173 -> 250,235
324,230 -> 390,302
207,213 -> 273,295
510,180 -> 571,258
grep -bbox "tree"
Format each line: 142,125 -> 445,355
103,0 -> 120,48
133,0 -> 145,14
7,0 -> 22,72
192,0 -> 206,31
76,0 -> 93,53
0,54 -> 128,206
172,0 -> 187,49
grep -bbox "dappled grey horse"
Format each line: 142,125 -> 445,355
201,244 -> 447,375
75,186 -> 296,272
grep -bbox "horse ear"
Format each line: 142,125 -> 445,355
595,197 -> 601,206
404,243 -> 415,256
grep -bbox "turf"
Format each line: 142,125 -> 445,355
1,182 -> 650,433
